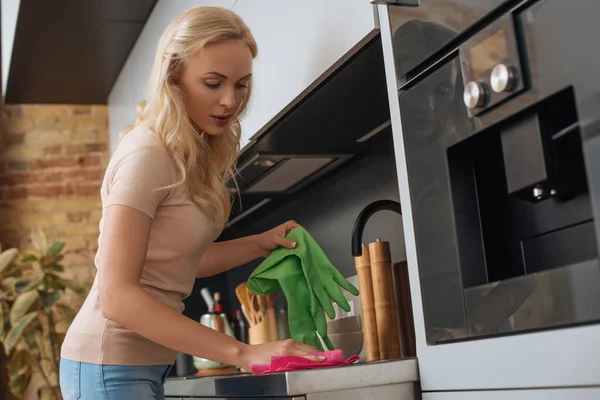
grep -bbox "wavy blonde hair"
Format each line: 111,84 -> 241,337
125,6 -> 257,222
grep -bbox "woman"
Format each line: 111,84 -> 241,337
60,6 -> 323,399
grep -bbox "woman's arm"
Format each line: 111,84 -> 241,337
196,220 -> 300,278
98,206 -> 318,372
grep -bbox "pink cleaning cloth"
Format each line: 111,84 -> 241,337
251,349 -> 360,375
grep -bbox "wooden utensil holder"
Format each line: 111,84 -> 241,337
249,318 -> 270,345
354,243 -> 380,362
369,240 -> 401,360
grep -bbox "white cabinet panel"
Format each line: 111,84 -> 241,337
424,388 -> 600,400
232,0 -> 377,149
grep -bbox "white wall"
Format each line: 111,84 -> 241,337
1,0 -> 21,98
107,0 -> 236,151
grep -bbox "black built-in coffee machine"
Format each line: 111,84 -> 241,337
388,0 -> 600,344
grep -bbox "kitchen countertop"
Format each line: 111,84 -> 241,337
164,357 -> 419,398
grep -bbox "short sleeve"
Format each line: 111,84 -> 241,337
105,140 -> 173,219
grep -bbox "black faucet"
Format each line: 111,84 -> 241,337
351,199 -> 402,257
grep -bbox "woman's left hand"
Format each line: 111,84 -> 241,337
255,220 -> 301,257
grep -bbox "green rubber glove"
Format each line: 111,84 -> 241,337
247,227 -> 359,350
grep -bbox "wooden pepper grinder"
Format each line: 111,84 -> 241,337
369,239 -> 401,360
354,243 -> 379,362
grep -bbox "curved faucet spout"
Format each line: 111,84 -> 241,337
351,199 -> 402,257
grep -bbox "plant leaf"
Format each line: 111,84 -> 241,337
39,292 -> 60,308
15,275 -> 44,293
0,248 -> 19,274
10,290 -> 39,326
8,349 -> 33,376
45,242 -> 65,255
56,278 -> 86,295
19,251 -> 39,263
47,264 -> 65,273
54,303 -> 77,323
4,312 -> 39,354
0,301 -> 8,339
9,367 -> 31,397
38,387 -> 54,400
31,261 -> 44,273
30,229 -> 47,255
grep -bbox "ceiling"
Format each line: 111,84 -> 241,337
3,0 -> 157,104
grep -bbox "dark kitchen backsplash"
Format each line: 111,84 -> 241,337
183,134 -> 406,319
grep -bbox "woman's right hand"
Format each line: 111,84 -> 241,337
238,339 -> 324,373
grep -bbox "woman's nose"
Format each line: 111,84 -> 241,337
220,87 -> 235,108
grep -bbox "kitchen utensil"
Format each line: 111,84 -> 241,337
276,308 -> 291,340
327,315 -> 363,335
236,282 -> 257,325
369,239 -> 401,360
392,261 -> 416,357
328,332 -> 364,359
248,292 -> 264,324
354,243 -> 379,362
264,293 -> 278,342
249,317 -> 270,345
194,311 -> 236,370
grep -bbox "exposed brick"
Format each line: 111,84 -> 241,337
66,211 -> 91,223
65,144 -> 87,155
3,106 -> 23,119
43,145 -> 63,155
7,161 -> 28,172
66,142 -> 108,155
77,155 -> 100,167
72,183 -> 101,196
1,171 -> 64,186
28,185 -> 67,198
71,129 -> 97,142
72,106 -> 92,115
30,156 -> 78,170
3,132 -> 25,146
77,117 -> 107,130
0,104 -> 108,301
55,118 -> 78,130
34,117 -> 58,129
62,169 -> 104,181
3,118 -> 34,133
22,105 -> 69,118
6,187 -> 28,199
86,143 -> 108,153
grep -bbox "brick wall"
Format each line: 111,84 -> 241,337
0,104 -> 110,291
0,104 -> 111,399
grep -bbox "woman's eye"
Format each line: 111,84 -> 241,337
235,83 -> 248,90
205,82 -> 220,89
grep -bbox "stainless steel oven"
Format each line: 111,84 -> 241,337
377,0 -> 600,392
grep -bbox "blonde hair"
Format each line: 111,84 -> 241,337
126,6 -> 257,222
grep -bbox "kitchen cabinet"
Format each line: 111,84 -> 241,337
231,0 -> 378,150
423,388 -> 600,399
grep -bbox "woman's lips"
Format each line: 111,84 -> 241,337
211,115 -> 231,127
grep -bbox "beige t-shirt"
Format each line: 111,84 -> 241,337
61,123 -> 223,365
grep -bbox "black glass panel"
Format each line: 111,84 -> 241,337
387,0 -> 509,87
395,0 -> 600,344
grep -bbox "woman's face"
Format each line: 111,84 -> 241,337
179,40 -> 253,136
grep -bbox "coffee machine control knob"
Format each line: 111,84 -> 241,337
463,81 -> 488,109
491,63 -> 517,93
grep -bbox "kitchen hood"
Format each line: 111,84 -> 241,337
227,34 -> 391,227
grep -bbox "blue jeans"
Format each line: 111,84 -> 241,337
59,358 -> 172,400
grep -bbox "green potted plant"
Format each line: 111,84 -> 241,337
0,231 -> 88,400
